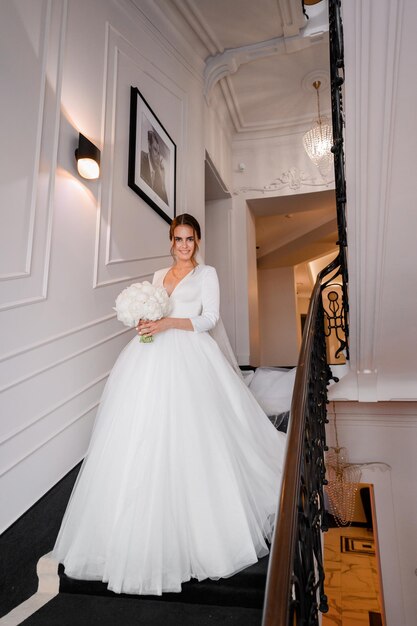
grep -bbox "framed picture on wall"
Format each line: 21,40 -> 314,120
128,86 -> 176,224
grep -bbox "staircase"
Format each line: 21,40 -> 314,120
20,556 -> 269,625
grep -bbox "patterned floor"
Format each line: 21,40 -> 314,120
323,526 -> 384,626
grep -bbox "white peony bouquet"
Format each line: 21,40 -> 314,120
114,281 -> 171,343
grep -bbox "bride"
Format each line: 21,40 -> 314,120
53,213 -> 287,596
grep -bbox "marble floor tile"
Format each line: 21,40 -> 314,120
323,525 -> 384,625
342,609 -> 374,625
342,591 -> 380,612
325,566 -> 341,589
340,559 -> 377,592
323,612 -> 343,626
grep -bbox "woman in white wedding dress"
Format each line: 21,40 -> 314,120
53,213 -> 287,595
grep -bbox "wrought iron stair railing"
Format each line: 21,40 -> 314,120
262,1 -> 348,624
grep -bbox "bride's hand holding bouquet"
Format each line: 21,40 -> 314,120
136,317 -> 173,339
114,281 -> 171,343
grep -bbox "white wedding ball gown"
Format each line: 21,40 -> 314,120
53,265 -> 287,595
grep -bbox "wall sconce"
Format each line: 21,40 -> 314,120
75,133 -> 101,180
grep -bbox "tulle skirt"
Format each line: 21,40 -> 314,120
53,329 -> 287,595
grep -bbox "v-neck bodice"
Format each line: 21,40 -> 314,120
152,264 -> 220,333
162,267 -> 196,298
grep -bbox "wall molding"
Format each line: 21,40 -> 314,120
345,0 -> 405,400
0,0 -> 67,311
0,371 -> 109,447
106,254 -> 169,267
327,400 -> 417,428
0,313 -> 116,364
0,327 -> 130,395
0,401 -> 98,479
118,0 -> 205,81
94,24 -> 187,288
94,269 -> 163,289
235,167 -> 334,195
0,0 -> 51,283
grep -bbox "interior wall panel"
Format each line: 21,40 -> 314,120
0,0 -> 209,533
0,329 -> 130,443
0,0 -> 66,310
95,25 -> 188,287
0,407 -> 97,534
0,314 -> 118,389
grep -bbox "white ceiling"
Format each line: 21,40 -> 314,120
148,0 -> 336,269
248,189 -> 337,268
153,0 -> 331,133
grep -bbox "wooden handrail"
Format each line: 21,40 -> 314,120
261,1 -> 347,622
262,256 -> 342,626
262,272 -> 323,626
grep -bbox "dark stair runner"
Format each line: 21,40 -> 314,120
21,555 -> 269,625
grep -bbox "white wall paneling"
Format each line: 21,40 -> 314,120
0,314 -> 119,392
0,316 -> 132,533
205,198 -> 236,351
0,403 -> 96,536
331,0 -> 417,402
204,84 -> 234,191
0,0 -> 66,310
95,23 -> 189,288
0,0 -> 218,533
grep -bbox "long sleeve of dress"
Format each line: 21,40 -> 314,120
190,266 -> 220,332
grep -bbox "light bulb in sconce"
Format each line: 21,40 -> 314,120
75,133 -> 101,180
76,158 -> 100,180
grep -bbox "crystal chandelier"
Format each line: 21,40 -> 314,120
326,446 -> 362,526
303,80 -> 333,176
325,406 -> 362,526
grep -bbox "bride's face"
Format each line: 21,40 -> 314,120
172,225 -> 198,263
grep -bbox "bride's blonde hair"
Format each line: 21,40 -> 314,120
169,213 -> 201,265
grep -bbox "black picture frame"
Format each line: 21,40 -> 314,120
128,86 -> 176,224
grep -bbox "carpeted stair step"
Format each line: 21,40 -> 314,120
58,555 -> 269,609
21,593 -> 263,625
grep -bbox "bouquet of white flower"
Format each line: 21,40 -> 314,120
114,281 -> 171,342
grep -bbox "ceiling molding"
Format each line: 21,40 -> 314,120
232,108 -> 332,136
219,77 -> 245,133
235,166 -> 334,195
204,23 -> 329,100
204,35 -> 287,99
120,0 -> 205,79
221,75 -> 331,136
147,0 -> 330,136
277,0 -> 307,38
170,0 -> 223,56
301,68 -> 330,93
